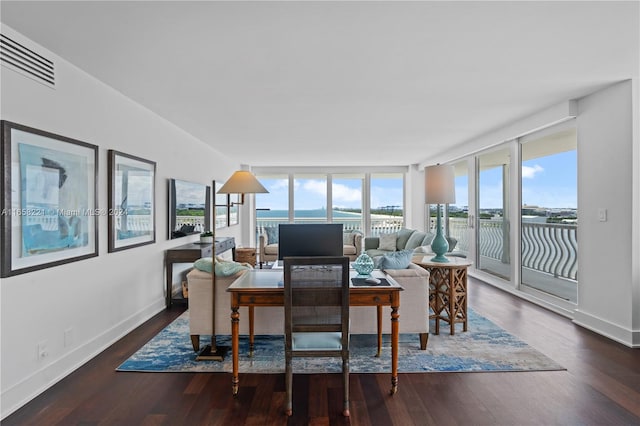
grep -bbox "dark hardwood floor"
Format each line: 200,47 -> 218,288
4,278 -> 640,425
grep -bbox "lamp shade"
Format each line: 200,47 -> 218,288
217,171 -> 268,194
425,164 -> 456,204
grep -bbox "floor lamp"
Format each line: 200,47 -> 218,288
196,170 -> 268,361
425,164 -> 456,263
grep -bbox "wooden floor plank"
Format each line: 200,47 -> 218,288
3,278 -> 640,425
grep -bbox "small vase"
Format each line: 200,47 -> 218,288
200,236 -> 213,244
353,253 -> 375,275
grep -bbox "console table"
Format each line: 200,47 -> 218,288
165,237 -> 235,308
412,255 -> 473,335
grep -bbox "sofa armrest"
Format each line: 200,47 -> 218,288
384,263 -> 430,279
364,237 -> 379,251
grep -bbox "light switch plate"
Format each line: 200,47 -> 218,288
598,208 -> 607,222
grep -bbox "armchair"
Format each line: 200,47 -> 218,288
259,227 -> 363,267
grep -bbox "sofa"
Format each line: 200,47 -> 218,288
187,262 -> 430,352
259,227 -> 363,266
364,228 -> 458,259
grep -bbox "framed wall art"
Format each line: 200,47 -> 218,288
1,121 -> 98,277
108,150 -> 156,252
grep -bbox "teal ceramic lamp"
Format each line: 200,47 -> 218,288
425,164 -> 456,263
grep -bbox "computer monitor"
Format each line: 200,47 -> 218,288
278,224 -> 344,260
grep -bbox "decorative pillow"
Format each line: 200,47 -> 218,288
264,226 -> 279,244
378,232 -> 397,251
421,233 -> 435,246
343,231 -> 354,245
378,249 -> 413,270
194,257 -> 250,277
396,228 -> 415,250
405,231 -> 427,250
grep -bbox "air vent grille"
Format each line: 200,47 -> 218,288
1,33 -> 55,87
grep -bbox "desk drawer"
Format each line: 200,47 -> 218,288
350,293 -> 394,306
236,293 -> 283,306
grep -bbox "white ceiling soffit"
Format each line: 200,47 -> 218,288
0,1 -> 638,167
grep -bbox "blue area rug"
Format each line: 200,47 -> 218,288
117,309 -> 564,373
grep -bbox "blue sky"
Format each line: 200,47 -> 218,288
256,151 -> 576,212
256,177 -> 403,211
468,150 -> 577,209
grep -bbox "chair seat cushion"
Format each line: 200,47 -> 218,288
264,244 -> 279,255
292,332 -> 343,350
342,244 -> 356,255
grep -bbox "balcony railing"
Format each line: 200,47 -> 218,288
447,218 -> 577,282
256,215 -> 404,238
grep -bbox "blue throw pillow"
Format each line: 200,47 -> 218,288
264,226 -> 279,244
378,249 -> 413,270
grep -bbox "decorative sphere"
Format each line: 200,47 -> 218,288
353,253 -> 375,275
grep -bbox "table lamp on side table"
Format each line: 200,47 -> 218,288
425,164 -> 456,263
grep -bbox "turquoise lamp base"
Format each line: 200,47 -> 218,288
430,204 -> 450,263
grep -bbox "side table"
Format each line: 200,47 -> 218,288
165,237 -> 236,308
412,255 -> 473,335
234,247 -> 257,267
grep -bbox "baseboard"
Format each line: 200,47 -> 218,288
573,310 -> 639,348
0,299 -> 166,420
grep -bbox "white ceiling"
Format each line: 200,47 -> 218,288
1,1 -> 638,167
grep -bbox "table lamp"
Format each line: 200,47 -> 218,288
425,164 -> 456,263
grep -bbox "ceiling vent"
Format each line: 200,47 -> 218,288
1,33 -> 55,88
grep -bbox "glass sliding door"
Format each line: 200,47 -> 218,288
447,160 -> 469,257
332,174 -> 364,232
477,148 -> 511,280
294,174 -> 328,224
520,126 -> 578,303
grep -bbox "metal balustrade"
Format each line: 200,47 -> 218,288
447,218 -> 577,281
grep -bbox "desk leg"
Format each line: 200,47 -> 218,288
376,305 -> 382,357
249,306 -> 255,357
390,302 -> 399,395
231,301 -> 240,396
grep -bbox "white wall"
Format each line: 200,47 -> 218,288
0,27 -> 241,419
574,80 -> 639,346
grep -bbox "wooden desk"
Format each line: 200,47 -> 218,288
164,237 -> 235,308
227,269 -> 403,396
412,255 -> 473,335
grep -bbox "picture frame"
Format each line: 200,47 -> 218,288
228,194 -> 239,226
1,121 -> 98,277
214,180 -> 228,229
108,150 -> 156,252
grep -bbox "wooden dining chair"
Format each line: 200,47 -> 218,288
283,256 -> 351,417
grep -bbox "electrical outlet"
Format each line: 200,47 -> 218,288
37,340 -> 48,360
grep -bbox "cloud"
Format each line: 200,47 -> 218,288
522,164 -> 544,179
332,183 -> 361,204
302,179 -> 327,196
